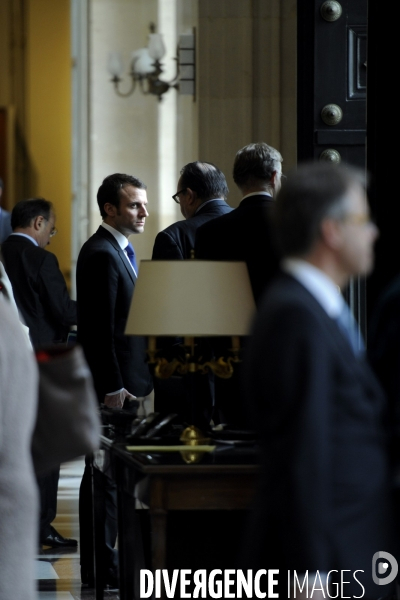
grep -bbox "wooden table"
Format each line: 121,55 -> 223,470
110,442 -> 259,600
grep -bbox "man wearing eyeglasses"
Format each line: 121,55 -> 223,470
151,162 -> 232,426
1,197 -> 77,551
241,163 -> 393,599
1,197 -> 76,348
152,161 -> 232,260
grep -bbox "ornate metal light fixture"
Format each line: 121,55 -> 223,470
107,23 -> 195,101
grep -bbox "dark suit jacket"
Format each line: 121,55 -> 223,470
241,273 -> 394,598
0,208 -> 12,244
1,234 -> 76,347
368,273 -> 400,466
195,194 -> 280,304
151,199 -> 232,425
76,226 -> 152,402
152,199 -> 233,260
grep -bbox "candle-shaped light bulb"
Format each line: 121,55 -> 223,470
107,52 -> 123,77
131,48 -> 155,75
148,33 -> 166,61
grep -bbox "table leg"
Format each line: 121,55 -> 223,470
150,508 -> 168,571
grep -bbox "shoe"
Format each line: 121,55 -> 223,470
40,526 -> 78,548
105,567 -> 119,591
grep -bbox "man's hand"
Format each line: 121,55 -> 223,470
104,388 -> 136,408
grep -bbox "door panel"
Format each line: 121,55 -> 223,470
298,0 -> 367,168
297,0 -> 367,339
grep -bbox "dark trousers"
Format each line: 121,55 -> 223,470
79,458 -> 118,586
37,467 -> 60,540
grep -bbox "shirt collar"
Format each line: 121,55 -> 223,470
194,198 -> 224,216
241,191 -> 273,201
282,258 -> 344,318
10,232 -> 39,247
101,222 -> 128,250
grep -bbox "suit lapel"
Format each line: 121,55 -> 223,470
95,226 -> 137,285
287,275 -> 376,386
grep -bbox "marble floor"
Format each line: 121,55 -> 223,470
36,459 -> 119,600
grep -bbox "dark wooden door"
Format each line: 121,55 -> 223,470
297,0 -> 367,341
366,1 -> 400,319
298,0 -> 367,168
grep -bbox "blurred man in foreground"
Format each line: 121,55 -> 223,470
241,162 -> 395,599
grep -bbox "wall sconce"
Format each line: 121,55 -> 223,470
107,23 -> 195,101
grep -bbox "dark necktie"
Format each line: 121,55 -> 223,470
125,242 -> 138,275
336,303 -> 365,357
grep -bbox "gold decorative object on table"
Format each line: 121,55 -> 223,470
179,424 -> 211,464
180,424 -> 210,446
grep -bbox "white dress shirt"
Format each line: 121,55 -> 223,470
10,232 -> 39,246
101,222 -> 137,276
101,222 -> 136,396
241,191 -> 273,201
282,258 -> 344,319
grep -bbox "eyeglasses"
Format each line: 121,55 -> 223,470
172,188 -> 187,204
341,213 -> 375,227
42,217 -> 58,237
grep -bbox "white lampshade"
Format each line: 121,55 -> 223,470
148,33 -> 166,61
125,260 -> 256,337
107,52 -> 123,77
131,48 -> 155,75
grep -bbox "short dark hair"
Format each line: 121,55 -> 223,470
179,161 -> 229,201
233,142 -> 283,188
97,173 -> 147,218
11,198 -> 53,230
273,161 -> 367,257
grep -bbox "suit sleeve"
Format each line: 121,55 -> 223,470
77,249 -> 125,395
152,231 -> 184,260
247,306 -> 334,571
38,252 -> 77,327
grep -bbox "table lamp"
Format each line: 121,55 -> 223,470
125,260 -> 256,439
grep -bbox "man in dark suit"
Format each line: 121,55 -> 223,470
77,173 -> 153,588
1,198 -> 77,346
152,162 -> 232,424
77,173 -> 153,406
194,143 -> 282,424
152,161 -> 232,260
195,142 -> 282,304
241,162 -> 395,599
0,178 -> 12,244
1,197 -> 77,550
